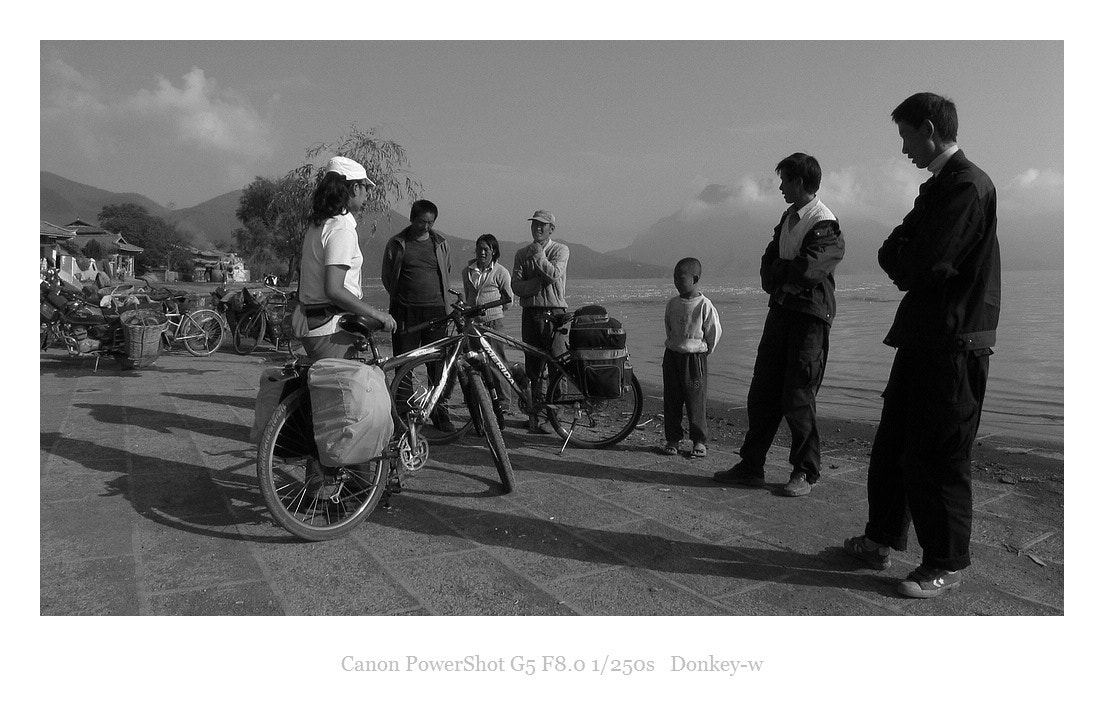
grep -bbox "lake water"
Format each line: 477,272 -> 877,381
361,268 -> 1063,449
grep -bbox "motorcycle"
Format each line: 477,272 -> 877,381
40,268 -> 127,370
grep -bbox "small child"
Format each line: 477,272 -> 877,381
662,257 -> 722,458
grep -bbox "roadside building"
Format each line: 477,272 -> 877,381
60,218 -> 144,280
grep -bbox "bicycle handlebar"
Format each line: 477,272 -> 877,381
400,296 -> 512,335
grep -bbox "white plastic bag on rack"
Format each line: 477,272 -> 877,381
307,359 -> 394,467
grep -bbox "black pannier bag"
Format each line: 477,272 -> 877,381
568,305 -> 629,399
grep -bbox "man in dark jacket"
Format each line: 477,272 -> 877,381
843,93 -> 1001,599
381,199 -> 454,431
714,153 -> 844,497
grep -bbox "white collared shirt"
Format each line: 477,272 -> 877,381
927,144 -> 959,176
779,198 -> 837,260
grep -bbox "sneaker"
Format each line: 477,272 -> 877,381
842,535 -> 891,570
782,472 -> 813,497
897,566 -> 963,599
712,462 -> 766,486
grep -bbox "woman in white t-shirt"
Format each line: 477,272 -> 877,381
295,156 -> 396,361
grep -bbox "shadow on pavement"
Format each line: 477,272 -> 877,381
162,392 -> 257,410
73,402 -> 250,442
383,497 -> 899,597
437,440 -> 709,489
42,430 -> 296,544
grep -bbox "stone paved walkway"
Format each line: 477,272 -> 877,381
40,349 -> 1063,616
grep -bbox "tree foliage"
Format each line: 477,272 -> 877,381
234,125 -> 423,282
97,203 -> 195,272
81,239 -> 104,261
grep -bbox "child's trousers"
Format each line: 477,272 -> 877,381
662,348 -> 708,444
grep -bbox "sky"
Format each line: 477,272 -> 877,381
39,38 -> 1063,263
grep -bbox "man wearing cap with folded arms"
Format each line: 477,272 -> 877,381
512,209 -> 569,430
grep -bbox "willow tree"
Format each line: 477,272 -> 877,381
236,125 -> 423,282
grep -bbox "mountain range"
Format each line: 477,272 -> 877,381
41,171 -> 1061,279
40,171 -> 668,279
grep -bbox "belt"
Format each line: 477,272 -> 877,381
303,304 -> 337,318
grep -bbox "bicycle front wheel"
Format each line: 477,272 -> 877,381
546,371 -> 643,448
467,371 -> 514,493
389,353 -> 472,444
181,309 -> 226,356
257,388 -> 387,541
233,308 -> 266,355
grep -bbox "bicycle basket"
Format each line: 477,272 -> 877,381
117,308 -> 168,370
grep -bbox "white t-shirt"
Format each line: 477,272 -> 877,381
298,212 -> 362,337
664,293 -> 722,354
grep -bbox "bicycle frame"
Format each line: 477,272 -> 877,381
389,310 -> 609,454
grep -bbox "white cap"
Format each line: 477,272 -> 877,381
324,156 -> 374,186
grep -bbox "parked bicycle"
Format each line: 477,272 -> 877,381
233,275 -> 297,356
255,314 -> 513,541
389,292 -> 643,451
156,296 -> 226,357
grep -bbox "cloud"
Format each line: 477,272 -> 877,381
1002,168 -> 1063,215
630,161 -> 1065,273
126,67 -> 275,156
42,59 -> 278,196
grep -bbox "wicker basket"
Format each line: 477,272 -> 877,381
117,309 -> 168,370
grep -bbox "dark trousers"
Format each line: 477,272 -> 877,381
663,349 -> 709,444
865,349 -> 989,571
521,306 -> 567,390
392,303 -> 452,425
739,306 -> 829,480
472,317 -> 511,410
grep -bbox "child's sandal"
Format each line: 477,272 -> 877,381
662,442 -> 678,456
690,443 -> 707,458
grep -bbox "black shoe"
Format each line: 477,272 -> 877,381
842,535 -> 891,570
712,462 -> 766,486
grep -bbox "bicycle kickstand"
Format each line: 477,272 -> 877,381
558,415 -> 578,455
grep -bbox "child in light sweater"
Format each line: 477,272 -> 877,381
662,257 -> 722,458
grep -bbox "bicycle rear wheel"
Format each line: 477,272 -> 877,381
233,308 -> 266,355
546,371 -> 643,448
181,308 -> 226,356
256,388 -> 387,541
466,370 -> 514,493
389,353 -> 473,444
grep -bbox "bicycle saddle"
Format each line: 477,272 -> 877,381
338,314 -> 383,337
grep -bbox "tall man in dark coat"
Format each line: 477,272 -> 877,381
843,93 -> 1001,599
713,153 -> 844,497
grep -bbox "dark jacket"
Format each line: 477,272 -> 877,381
878,150 -> 1001,352
760,215 -> 845,326
381,227 -> 452,311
